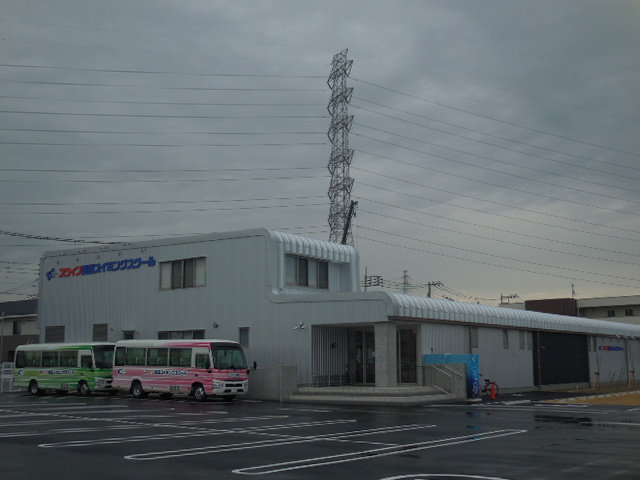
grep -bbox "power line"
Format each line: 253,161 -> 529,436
352,77 -> 640,159
0,110 -> 326,120
0,141 -> 326,147
0,230 -> 119,245
0,78 -> 326,92
359,225 -> 640,284
0,94 -> 323,107
352,97 -> 640,175
0,174 -> 329,184
359,236 -> 640,291
353,168 -> 640,238
2,201 -> 328,215
360,199 -> 640,259
358,206 -> 640,267
0,63 -> 326,79
352,141 -> 640,217
1,194 -> 326,206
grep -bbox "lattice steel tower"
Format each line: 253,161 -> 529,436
327,49 -> 355,245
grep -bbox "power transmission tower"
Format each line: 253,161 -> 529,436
327,49 -> 355,245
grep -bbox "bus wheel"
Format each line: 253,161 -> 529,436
192,384 -> 207,402
131,381 -> 148,399
29,380 -> 43,396
78,381 -> 91,396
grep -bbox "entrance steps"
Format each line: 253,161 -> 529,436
288,385 -> 458,407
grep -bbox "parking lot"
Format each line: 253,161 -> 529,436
1,391 -> 639,479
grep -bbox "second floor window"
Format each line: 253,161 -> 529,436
160,257 -> 206,290
286,255 -> 329,289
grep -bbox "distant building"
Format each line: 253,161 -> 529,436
0,299 -> 39,363
504,296 -> 640,327
578,296 -> 640,326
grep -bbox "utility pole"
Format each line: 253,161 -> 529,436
0,312 -> 4,364
426,281 -> 443,298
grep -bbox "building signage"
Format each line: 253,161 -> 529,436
46,256 -> 156,280
599,345 -> 624,352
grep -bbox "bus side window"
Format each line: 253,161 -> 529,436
15,351 -> 26,368
195,354 -> 210,369
114,347 -> 126,366
43,351 -> 59,367
81,355 -> 92,369
26,351 -> 41,367
60,351 -> 77,367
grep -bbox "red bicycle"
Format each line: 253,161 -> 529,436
481,377 -> 500,396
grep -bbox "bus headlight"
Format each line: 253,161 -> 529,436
212,381 -> 224,390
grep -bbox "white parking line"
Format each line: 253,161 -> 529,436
39,419 -> 356,448
125,423 -> 436,461
232,429 -> 527,475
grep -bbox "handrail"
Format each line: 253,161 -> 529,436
423,363 -> 466,398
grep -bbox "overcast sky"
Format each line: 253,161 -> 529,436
2,0 -> 639,304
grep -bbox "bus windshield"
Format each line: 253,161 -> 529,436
211,344 -> 247,370
93,346 -> 115,369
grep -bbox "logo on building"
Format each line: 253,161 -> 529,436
46,256 -> 156,280
599,345 -> 624,352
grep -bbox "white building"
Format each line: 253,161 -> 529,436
578,296 -> 640,326
38,228 -> 640,391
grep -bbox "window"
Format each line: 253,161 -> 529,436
12,321 -> 21,335
625,309 -> 634,317
519,331 -> 525,350
60,351 -> 77,367
122,330 -> 135,340
195,353 -> 211,369
469,327 -> 478,349
607,310 -> 616,317
114,347 -> 125,366
93,323 -> 108,342
160,257 -> 206,290
15,351 -> 26,368
169,348 -> 192,367
43,351 -> 59,367
502,329 -> 509,349
239,327 -> 249,348
45,325 -> 65,343
125,348 -> 146,366
26,351 -> 41,367
285,255 -> 329,289
80,355 -> 92,368
158,330 -> 205,340
147,348 -> 168,366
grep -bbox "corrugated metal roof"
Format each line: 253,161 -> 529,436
267,229 -> 356,263
387,293 -> 640,337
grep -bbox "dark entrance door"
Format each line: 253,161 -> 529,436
349,330 -> 375,384
398,328 -> 418,384
533,331 -> 589,385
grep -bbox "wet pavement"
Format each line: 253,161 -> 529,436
1,389 -> 639,479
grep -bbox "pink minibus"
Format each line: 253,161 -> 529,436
112,339 -> 248,401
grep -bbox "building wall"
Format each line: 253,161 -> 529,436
38,230 -> 391,384
421,323 -> 469,356
588,335 -> 640,386
472,327 -> 534,389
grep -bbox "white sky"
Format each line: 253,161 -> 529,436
2,0 -> 640,304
